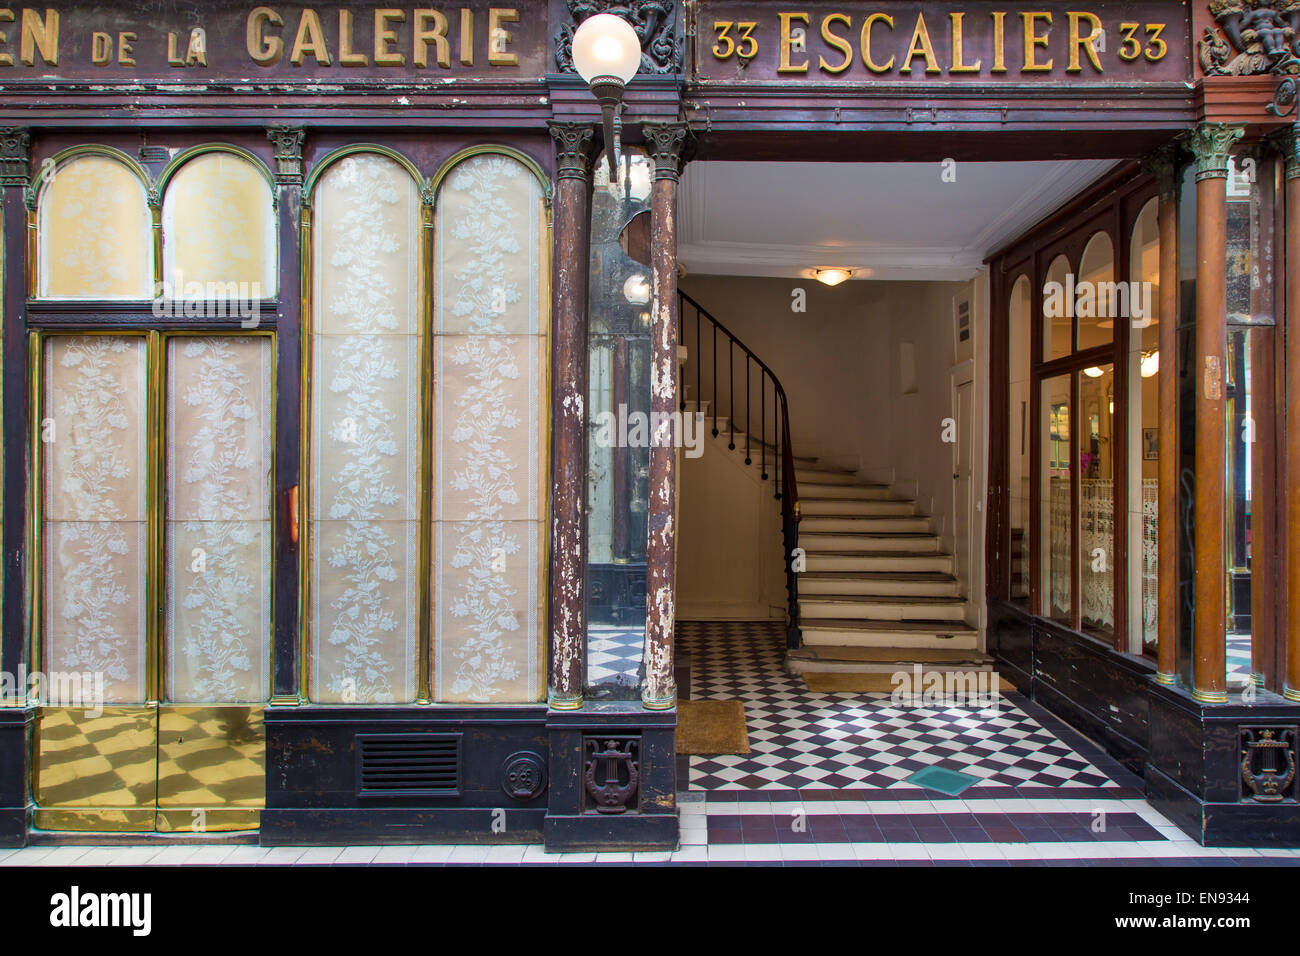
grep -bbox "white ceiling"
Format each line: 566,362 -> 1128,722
679,160 -> 1118,282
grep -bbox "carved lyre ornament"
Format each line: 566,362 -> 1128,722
554,0 -> 683,76
1201,0 -> 1300,75
1240,728 -> 1297,803
583,737 -> 640,813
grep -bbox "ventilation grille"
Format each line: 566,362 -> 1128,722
356,733 -> 461,797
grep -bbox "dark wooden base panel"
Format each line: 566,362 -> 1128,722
261,705 -> 551,846
1146,682 -> 1300,847
0,708 -> 30,847
543,703 -> 678,852
988,598 -> 1300,848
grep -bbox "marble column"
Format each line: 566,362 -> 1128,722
641,122 -> 689,711
1187,123 -> 1243,703
547,122 -> 597,710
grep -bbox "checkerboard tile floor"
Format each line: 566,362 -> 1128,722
1227,634 -> 1252,687
587,625 -> 644,692
680,620 -> 1116,792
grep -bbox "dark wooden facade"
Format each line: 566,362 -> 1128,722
0,0 -> 1296,849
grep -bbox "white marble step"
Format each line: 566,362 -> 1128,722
800,595 -> 967,622
799,532 -> 941,553
794,468 -> 863,486
798,571 -> 963,597
803,551 -> 954,573
798,482 -> 894,501
800,618 -> 979,650
799,515 -> 932,534
799,498 -> 917,516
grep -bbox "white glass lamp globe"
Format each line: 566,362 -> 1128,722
572,14 -> 641,85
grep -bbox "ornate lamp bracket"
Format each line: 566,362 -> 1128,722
1267,51 -> 1300,116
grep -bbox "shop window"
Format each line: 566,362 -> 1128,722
306,147 -> 549,705
1078,364 -> 1114,639
1039,374 -> 1071,625
39,332 -> 273,706
1221,148 -> 1277,691
165,336 -> 274,702
1007,274 -> 1032,607
42,335 -> 150,702
1042,255 -> 1072,362
1077,231 -> 1116,351
431,152 -> 547,704
585,148 -> 654,700
308,151 -> 423,705
1126,198 -> 1159,656
37,152 -> 153,299
161,151 -> 277,297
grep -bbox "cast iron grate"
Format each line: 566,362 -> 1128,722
356,733 -> 461,798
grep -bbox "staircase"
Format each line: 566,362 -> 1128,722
680,291 -> 993,681
787,463 -> 993,676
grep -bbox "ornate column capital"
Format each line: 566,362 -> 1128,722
266,125 -> 306,186
1141,140 -> 1186,202
0,128 -> 31,188
1267,123 -> 1300,180
641,122 -> 689,182
548,122 -> 598,183
1187,123 -> 1245,182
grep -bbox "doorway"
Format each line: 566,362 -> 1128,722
32,331 -> 272,833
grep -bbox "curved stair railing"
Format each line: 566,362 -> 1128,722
678,290 -> 802,648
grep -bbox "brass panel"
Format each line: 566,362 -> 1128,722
34,809 -> 155,833
157,705 -> 265,808
34,706 -> 157,809
155,809 -> 262,833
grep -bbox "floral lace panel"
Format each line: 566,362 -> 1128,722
309,153 -> 421,704
43,336 -> 148,704
432,155 -> 544,703
165,336 -> 272,703
162,152 -> 276,294
39,156 -> 152,299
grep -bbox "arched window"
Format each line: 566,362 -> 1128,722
37,152 -> 152,298
431,151 -> 548,704
1127,199 -> 1160,656
1042,254 -> 1072,362
1077,231 -> 1116,351
307,151 -> 423,705
1007,274 -> 1032,607
162,150 -> 276,297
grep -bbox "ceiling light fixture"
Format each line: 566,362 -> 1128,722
1140,349 -> 1159,378
813,268 -> 852,287
1083,366 -> 1104,378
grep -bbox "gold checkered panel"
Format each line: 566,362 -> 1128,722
157,705 -> 265,809
34,707 -> 157,831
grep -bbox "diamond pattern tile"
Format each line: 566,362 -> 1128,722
679,620 -> 1119,792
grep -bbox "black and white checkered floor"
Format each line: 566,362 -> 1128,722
587,625 -> 644,691
680,620 -> 1115,793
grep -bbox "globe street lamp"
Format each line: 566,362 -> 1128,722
570,13 -> 641,177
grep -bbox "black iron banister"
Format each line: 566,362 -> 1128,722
678,289 -> 801,649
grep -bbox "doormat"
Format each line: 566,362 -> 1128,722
676,699 -> 750,755
906,765 -> 980,796
803,672 -> 1016,694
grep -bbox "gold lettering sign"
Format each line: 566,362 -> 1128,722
706,6 -> 1176,79
0,4 -> 532,74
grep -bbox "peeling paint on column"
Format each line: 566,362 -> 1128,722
641,122 -> 689,711
547,122 -> 597,710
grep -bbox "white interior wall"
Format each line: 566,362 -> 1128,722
677,274 -> 990,623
